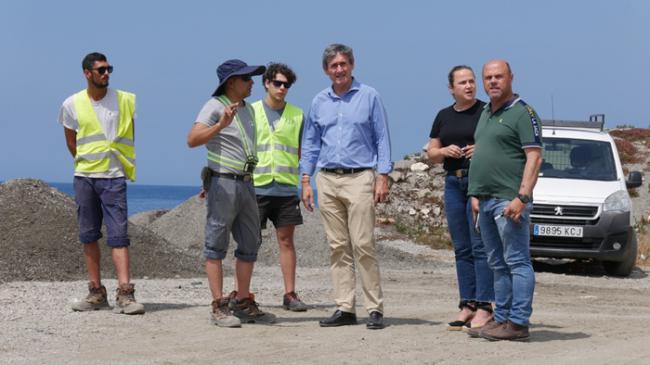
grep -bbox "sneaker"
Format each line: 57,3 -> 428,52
114,283 -> 145,315
466,318 -> 502,338
480,320 -> 530,342
283,292 -> 308,312
210,298 -> 241,328
71,282 -> 110,311
229,297 -> 276,324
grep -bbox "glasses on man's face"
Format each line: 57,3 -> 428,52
92,66 -> 114,75
271,80 -> 291,89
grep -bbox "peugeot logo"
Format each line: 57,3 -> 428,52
554,206 -> 564,216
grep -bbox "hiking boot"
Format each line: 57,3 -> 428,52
283,291 -> 308,312
480,320 -> 530,342
226,290 -> 255,305
466,318 -> 502,338
71,282 -> 109,311
210,298 -> 241,328
229,297 -> 276,324
114,283 -> 145,315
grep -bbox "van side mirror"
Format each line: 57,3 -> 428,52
626,171 -> 643,189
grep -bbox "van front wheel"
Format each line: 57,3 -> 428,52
602,233 -> 637,277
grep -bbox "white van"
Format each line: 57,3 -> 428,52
530,115 -> 643,276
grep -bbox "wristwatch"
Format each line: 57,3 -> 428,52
516,193 -> 532,204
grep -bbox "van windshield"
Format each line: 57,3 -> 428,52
539,138 -> 617,181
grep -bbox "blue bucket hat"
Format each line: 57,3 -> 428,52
212,59 -> 266,96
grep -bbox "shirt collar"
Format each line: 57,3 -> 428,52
327,78 -> 361,99
485,93 -> 520,114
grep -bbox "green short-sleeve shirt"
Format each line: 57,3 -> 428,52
468,96 -> 543,200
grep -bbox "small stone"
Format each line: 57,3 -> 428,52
409,209 -> 417,216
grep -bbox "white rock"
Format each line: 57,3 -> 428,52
409,209 -> 417,216
410,162 -> 430,172
421,208 -> 431,215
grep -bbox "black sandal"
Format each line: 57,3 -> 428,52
447,300 -> 476,331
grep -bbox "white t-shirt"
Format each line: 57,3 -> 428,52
58,88 -> 134,178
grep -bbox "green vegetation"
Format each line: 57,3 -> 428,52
394,219 -> 452,250
615,124 -> 636,129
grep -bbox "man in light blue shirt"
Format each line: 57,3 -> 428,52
300,43 -> 392,330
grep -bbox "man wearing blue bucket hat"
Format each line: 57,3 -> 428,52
188,59 -> 276,327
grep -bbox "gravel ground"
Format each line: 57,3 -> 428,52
2,264 -> 650,365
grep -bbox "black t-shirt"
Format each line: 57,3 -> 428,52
429,100 -> 486,171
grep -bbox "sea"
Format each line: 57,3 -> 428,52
50,182 -> 200,215
48,182 -> 315,215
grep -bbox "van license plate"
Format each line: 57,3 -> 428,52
533,224 -> 583,237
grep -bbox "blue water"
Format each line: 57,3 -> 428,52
49,182 -> 317,215
50,182 -> 200,215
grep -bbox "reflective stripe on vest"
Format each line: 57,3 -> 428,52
73,89 -> 136,181
251,100 -> 302,187
206,96 -> 256,174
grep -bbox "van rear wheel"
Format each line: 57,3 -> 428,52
602,233 -> 637,277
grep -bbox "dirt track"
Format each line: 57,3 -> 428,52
2,261 -> 650,365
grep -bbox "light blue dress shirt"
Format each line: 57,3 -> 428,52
300,79 -> 393,175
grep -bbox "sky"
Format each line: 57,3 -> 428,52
1,0 -> 648,186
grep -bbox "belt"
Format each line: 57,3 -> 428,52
321,167 -> 372,175
211,171 -> 252,182
447,169 -> 469,177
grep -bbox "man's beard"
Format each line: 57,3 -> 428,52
92,79 -> 109,89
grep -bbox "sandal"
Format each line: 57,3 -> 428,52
467,301 -> 493,329
447,300 -> 476,331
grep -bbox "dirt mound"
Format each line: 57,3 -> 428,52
147,196 -> 331,267
144,194 -> 435,270
0,179 -> 203,283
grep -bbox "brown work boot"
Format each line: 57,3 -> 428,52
71,282 -> 109,311
229,297 -> 276,324
210,298 -> 241,328
114,283 -> 145,315
283,291 -> 308,312
480,320 -> 530,341
466,318 -> 503,338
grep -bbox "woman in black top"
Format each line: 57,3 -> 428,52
427,65 -> 494,330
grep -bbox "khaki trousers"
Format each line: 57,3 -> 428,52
316,169 -> 384,314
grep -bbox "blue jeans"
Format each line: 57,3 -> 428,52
444,176 -> 494,303
478,197 -> 534,326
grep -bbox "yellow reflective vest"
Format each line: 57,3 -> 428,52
73,89 -> 136,181
251,100 -> 302,186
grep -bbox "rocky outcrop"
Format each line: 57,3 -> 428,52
376,153 -> 451,249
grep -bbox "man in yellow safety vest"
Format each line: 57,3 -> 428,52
251,63 -> 308,311
58,52 -> 144,315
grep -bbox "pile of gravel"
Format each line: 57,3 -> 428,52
0,179 -> 203,283
146,196 -> 331,267
143,193 -> 439,271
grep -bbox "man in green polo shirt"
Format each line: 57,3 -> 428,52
467,59 -> 543,341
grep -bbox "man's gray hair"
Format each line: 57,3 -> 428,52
322,44 -> 354,70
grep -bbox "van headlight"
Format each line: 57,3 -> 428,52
603,190 -> 631,212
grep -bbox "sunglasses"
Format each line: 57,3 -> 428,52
270,80 -> 291,89
91,66 -> 114,75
